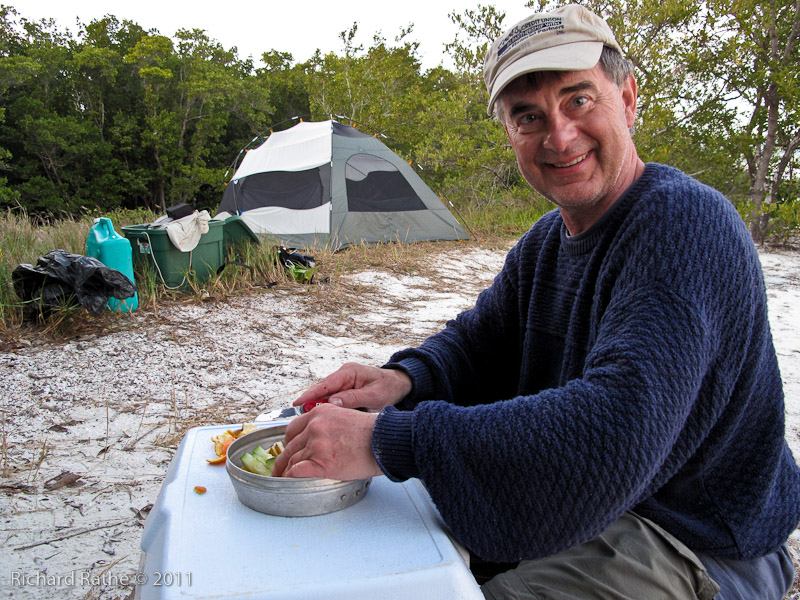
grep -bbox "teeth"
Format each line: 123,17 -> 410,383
554,153 -> 587,168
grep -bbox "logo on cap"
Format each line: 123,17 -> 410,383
497,17 -> 566,59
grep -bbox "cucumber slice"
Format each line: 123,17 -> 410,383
252,445 -> 270,463
241,452 -> 271,476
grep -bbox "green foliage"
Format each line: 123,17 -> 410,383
735,199 -> 800,245
304,22 -> 430,153
124,29 -> 261,211
0,1 -> 798,242
460,190 -> 553,239
570,0 -> 800,240
408,6 -> 522,202
254,51 -> 310,129
0,107 -> 17,205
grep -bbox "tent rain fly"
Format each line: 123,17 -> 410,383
217,120 -> 468,250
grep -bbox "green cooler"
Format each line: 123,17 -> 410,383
123,220 -> 224,288
218,215 -> 260,258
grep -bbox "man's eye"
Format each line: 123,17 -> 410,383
573,96 -> 588,107
519,114 -> 538,124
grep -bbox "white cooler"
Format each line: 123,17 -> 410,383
137,424 -> 483,599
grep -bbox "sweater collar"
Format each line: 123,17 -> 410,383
561,163 -> 658,255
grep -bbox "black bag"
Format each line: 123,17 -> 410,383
166,203 -> 194,220
278,247 -> 315,269
12,249 -> 136,318
277,246 -> 317,283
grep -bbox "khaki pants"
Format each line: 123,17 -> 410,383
481,512 -> 720,600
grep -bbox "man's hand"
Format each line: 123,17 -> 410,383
271,404 -> 383,480
294,362 -> 412,411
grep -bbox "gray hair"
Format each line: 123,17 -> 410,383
494,47 -> 635,124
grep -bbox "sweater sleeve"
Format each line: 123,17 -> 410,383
386,239 -> 529,407
386,282 -> 716,562
372,223 -> 562,483
373,166 -> 799,562
373,242 -> 527,482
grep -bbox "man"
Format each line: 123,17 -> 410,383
272,5 -> 800,598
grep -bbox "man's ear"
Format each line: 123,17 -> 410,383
621,74 -> 638,128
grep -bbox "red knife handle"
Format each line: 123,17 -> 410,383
301,398 -> 329,413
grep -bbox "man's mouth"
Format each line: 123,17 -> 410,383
552,152 -> 589,168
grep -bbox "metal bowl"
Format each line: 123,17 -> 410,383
225,423 -> 371,517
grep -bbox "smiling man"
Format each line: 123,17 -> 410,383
497,69 -> 642,234
272,5 -> 800,599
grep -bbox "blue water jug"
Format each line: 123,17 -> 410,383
86,217 -> 139,312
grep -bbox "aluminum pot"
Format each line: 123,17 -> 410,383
226,423 -> 371,517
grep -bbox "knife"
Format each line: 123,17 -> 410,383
254,398 -> 330,422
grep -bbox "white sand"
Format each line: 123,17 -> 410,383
1,244 -> 798,599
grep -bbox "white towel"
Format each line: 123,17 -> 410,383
166,210 -> 211,252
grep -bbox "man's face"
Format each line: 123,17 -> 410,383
500,65 -> 638,225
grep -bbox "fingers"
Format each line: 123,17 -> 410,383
284,459 -> 326,478
275,449 -> 323,479
294,365 -> 359,405
279,436 -> 330,478
272,404 -> 382,481
271,414 -> 310,477
329,367 -> 411,410
272,439 -> 310,477
271,442 -> 291,476
325,388 -> 366,408
295,363 -> 412,411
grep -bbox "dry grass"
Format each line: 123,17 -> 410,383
0,208 -> 157,345
1,230 -> 509,349
0,198 -> 533,346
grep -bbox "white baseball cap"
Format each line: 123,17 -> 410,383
483,4 -> 624,115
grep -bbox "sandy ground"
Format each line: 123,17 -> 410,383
0,243 -> 798,599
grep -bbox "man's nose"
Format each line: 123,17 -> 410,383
542,112 -> 578,153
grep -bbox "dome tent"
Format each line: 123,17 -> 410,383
216,120 -> 468,250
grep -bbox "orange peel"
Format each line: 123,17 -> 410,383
207,423 -> 258,465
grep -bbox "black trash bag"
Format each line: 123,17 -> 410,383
277,246 -> 317,283
277,246 -> 315,268
12,249 -> 136,318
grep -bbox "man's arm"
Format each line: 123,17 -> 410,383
380,283 -> 717,562
272,364 -> 412,479
274,241 -> 526,482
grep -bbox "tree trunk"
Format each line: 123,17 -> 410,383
153,146 -> 166,213
748,14 -> 781,244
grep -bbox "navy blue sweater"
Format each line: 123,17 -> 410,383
372,163 -> 800,563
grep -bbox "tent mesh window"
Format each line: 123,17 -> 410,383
345,154 -> 426,212
231,168 -> 327,213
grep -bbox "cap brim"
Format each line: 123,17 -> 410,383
487,41 -> 604,115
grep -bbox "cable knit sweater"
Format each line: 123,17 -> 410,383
371,163 -> 800,563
